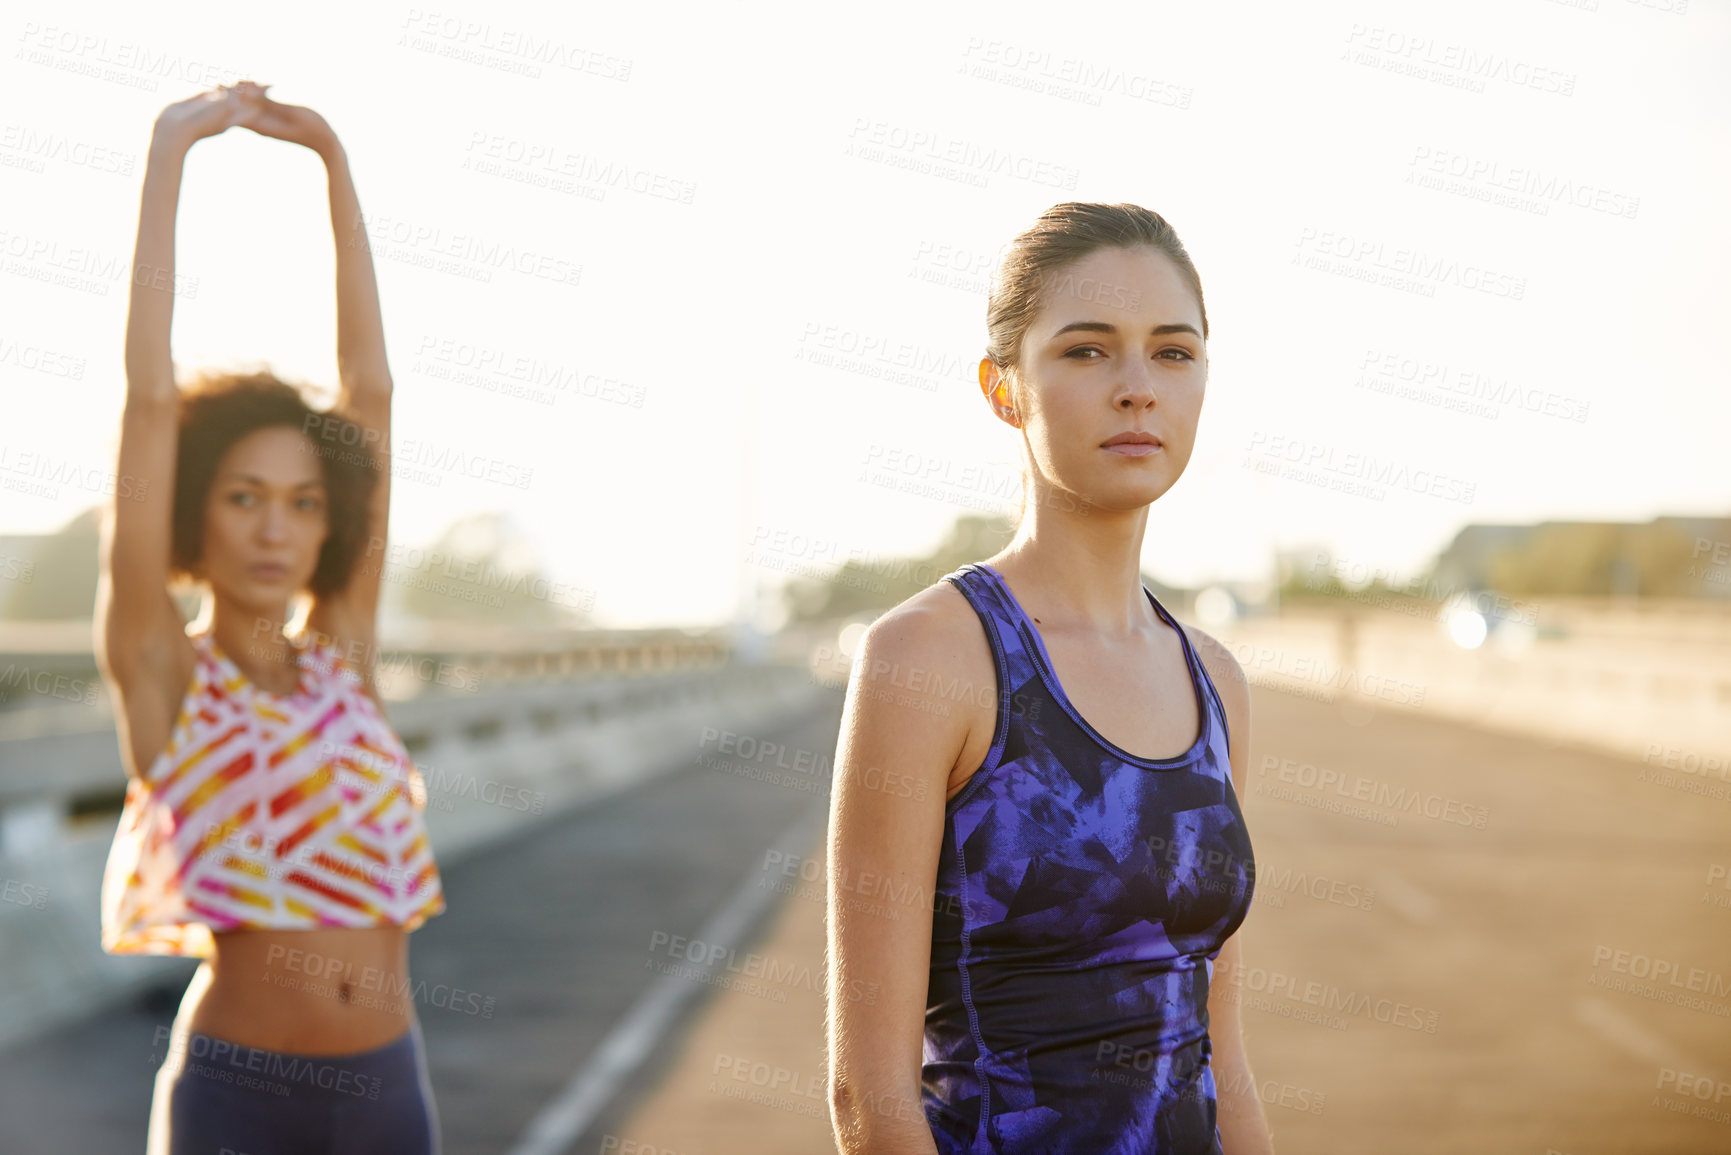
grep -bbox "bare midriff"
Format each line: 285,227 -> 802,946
174,924 -> 416,1055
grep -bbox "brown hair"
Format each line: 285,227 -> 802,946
169,368 -> 379,599
984,202 -> 1209,523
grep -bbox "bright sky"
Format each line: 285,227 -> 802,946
3,1 -> 1726,628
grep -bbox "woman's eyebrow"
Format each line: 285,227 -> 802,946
1049,320 -> 1202,339
217,473 -> 326,487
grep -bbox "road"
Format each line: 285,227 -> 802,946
5,680 -> 1730,1153
0,697 -> 839,1154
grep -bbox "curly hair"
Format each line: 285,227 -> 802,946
168,368 -> 380,600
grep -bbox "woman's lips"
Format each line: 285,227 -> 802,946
250,564 -> 288,580
1101,431 -> 1163,457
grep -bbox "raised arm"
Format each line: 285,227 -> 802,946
315,139 -> 393,661
96,88 -> 250,697
827,598 -> 975,1154
235,90 -> 393,672
306,138 -> 393,668
323,140 -> 394,397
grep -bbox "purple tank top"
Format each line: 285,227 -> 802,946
924,562 -> 1256,1154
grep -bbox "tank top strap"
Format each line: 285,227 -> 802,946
1142,586 -> 1222,725
184,627 -> 336,710
940,563 -> 1045,697
291,630 -> 338,679
183,628 -> 224,683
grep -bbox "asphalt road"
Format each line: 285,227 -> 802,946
609,684 -> 1731,1155
8,677 -> 1730,1154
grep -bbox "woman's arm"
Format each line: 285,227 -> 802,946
1210,932 -> 1275,1154
236,91 -> 393,678
305,138 -> 393,672
323,142 -> 394,397
97,88 -> 249,697
827,599 -> 974,1154
1192,628 -> 1277,1154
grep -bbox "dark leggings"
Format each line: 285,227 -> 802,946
147,1020 -> 440,1155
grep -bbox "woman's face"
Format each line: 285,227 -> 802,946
983,244 -> 1207,515
197,426 -> 328,612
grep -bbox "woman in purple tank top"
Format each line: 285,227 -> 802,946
826,204 -> 1276,1154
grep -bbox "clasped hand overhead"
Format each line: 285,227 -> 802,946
154,80 -> 336,154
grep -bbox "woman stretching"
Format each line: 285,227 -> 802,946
96,82 -> 446,1154
826,203 -> 1275,1153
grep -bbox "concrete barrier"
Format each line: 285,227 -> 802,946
0,659 -> 828,1054
1213,599 -> 1731,770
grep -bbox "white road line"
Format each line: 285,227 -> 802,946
1369,868 -> 1439,924
1573,995 -> 1690,1069
505,803 -> 826,1155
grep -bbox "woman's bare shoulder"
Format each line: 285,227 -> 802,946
1178,620 -> 1248,699
857,575 -> 989,678
846,577 -> 997,791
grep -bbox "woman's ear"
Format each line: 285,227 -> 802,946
978,358 -> 1021,427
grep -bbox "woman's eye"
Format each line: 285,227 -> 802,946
1066,347 -> 1195,362
228,492 -> 253,506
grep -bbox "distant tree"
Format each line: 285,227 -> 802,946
780,513 -> 1015,623
391,511 -> 588,627
1489,523 -> 1611,595
0,506 -> 101,620
1626,522 -> 1711,597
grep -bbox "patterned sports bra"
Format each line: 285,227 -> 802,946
101,626 -> 446,958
